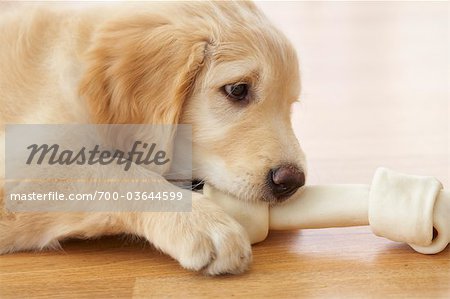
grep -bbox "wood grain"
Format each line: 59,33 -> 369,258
0,228 -> 449,298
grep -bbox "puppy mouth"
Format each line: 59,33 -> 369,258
189,179 -> 304,204
190,179 -> 240,201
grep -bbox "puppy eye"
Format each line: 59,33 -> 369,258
223,83 -> 249,101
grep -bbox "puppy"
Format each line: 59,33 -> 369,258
0,1 -> 306,275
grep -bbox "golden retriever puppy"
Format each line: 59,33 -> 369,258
0,1 -> 306,275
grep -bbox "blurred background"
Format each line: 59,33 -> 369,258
257,1 -> 449,187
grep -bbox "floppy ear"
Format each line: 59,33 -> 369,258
79,16 -> 208,124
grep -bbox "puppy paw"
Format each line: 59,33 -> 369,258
175,212 -> 252,275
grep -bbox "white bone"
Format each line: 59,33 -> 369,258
204,168 -> 450,254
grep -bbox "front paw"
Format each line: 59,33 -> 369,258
175,207 -> 252,275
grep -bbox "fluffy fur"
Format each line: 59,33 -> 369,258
0,1 -> 306,275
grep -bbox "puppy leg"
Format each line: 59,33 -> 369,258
0,211 -> 127,254
0,193 -> 252,275
124,192 -> 252,275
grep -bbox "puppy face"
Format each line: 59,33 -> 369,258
80,1 -> 305,203
181,3 -> 306,203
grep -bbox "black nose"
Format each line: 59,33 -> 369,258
268,165 -> 305,200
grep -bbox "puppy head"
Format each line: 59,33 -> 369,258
180,2 -> 306,203
80,1 -> 305,203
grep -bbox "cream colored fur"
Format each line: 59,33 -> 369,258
0,1 -> 305,275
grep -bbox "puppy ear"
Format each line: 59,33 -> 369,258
79,16 -> 208,124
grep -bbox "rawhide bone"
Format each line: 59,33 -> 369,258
204,168 -> 450,254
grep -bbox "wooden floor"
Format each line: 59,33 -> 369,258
1,2 -> 449,299
0,228 -> 449,298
